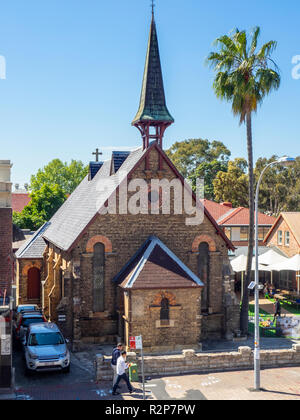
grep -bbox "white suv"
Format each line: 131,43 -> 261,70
24,322 -> 70,375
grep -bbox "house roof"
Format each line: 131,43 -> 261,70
43,143 -> 234,252
264,212 -> 300,247
219,207 -> 276,226
12,193 -> 31,213
202,200 -> 276,226
114,236 -> 204,289
201,199 -> 234,222
15,223 -> 49,259
132,13 -> 174,125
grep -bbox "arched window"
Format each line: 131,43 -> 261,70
160,297 -> 170,324
198,242 -> 210,313
93,242 -> 105,312
27,267 -> 41,300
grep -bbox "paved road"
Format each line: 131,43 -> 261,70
12,348 -> 150,400
11,346 -> 300,400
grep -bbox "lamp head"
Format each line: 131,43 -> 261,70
277,156 -> 296,167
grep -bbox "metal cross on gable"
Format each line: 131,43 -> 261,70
92,148 -> 103,162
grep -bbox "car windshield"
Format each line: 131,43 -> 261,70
28,332 -> 65,346
22,318 -> 44,327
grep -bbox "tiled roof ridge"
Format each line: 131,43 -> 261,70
218,207 -> 243,224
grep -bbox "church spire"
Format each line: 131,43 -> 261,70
132,6 -> 174,149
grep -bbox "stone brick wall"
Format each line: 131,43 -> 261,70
124,288 -> 202,352
96,345 -> 300,381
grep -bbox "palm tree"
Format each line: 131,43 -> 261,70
207,27 -> 280,335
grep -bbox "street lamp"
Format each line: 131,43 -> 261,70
254,156 -> 295,391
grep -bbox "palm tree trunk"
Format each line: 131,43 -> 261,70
240,111 -> 255,335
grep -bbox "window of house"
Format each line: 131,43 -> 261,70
278,231 -> 283,245
258,227 -> 269,241
240,227 -> 249,241
285,231 -> 290,247
93,242 -> 105,312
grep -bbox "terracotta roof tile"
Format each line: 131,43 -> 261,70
202,200 -> 276,226
12,193 -> 31,213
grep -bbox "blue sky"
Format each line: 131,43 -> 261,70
0,0 -> 299,185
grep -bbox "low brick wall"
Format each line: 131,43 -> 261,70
96,345 -> 300,381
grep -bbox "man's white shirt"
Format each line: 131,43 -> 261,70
116,356 -> 129,376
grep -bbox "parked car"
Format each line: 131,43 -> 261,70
15,304 -> 40,316
13,311 -> 47,346
23,323 -> 70,375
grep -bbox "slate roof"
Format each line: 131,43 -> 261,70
114,236 -> 203,289
132,13 -> 174,124
15,223 -> 49,259
43,147 -> 147,251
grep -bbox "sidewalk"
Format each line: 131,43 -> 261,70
146,366 -> 300,400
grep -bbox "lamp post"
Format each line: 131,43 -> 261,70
254,156 -> 295,391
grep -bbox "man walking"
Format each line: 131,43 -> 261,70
112,351 -> 133,396
111,343 -> 123,388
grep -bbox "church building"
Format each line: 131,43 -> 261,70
15,10 -> 239,352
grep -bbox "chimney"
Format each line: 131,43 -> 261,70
221,202 -> 233,208
0,160 -> 13,297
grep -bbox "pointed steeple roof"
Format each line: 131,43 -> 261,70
132,13 -> 174,124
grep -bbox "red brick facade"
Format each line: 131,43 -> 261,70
0,207 -> 13,296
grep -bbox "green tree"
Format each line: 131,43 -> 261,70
166,138 -> 230,179
213,158 -> 249,207
13,184 -> 66,230
192,159 -> 228,200
207,27 -> 280,335
285,157 -> 300,211
255,156 -> 290,215
30,159 -> 88,195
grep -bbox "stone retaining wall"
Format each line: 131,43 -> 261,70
96,345 -> 300,381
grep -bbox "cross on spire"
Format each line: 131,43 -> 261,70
92,148 -> 103,162
151,0 -> 155,16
